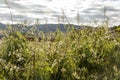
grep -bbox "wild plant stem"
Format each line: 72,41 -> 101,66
5,0 -> 13,24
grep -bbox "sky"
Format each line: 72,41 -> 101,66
0,0 -> 120,26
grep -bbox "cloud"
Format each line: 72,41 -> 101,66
45,0 -> 53,1
0,0 -> 5,3
9,2 -> 29,10
0,0 -> 119,25
105,6 -> 120,12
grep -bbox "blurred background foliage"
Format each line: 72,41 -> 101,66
0,24 -> 120,80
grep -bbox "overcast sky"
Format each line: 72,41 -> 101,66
0,0 -> 120,26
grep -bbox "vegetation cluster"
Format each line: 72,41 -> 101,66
0,24 -> 120,80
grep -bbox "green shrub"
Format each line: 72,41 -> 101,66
0,25 -> 120,80
0,26 -> 29,80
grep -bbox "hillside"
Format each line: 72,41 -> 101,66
0,23 -> 84,32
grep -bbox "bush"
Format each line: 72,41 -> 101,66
0,25 -> 120,80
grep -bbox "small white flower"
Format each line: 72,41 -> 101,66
72,72 -> 80,79
61,68 -> 66,72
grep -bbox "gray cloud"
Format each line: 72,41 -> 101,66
26,10 -> 58,15
0,13 -> 29,20
0,5 -> 7,8
102,0 -> 119,1
9,2 -> 30,10
0,0 -> 120,24
45,0 -> 53,1
105,6 -> 120,12
81,5 -> 120,20
0,0 -> 5,3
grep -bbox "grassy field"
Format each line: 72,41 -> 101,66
0,25 -> 120,80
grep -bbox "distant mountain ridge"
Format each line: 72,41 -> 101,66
0,23 -> 6,30
0,23 -> 84,32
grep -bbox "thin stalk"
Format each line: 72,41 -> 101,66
33,51 -> 36,80
103,5 -> 107,25
61,9 -> 70,24
5,0 -> 13,24
77,11 -> 80,25
57,16 -> 61,30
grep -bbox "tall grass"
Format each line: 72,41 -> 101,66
0,24 -> 120,80
5,0 -> 13,24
